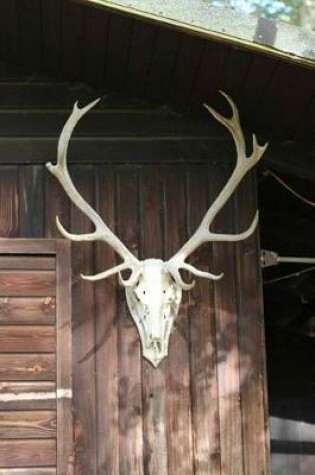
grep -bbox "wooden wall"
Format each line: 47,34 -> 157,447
0,74 -> 270,474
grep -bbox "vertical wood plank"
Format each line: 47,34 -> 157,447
41,0 -> 62,77
84,7 -> 109,87
257,63 -> 315,138
95,167 -> 119,475
217,48 -> 254,100
211,162 -> 244,475
116,167 -> 143,475
235,173 -> 271,475
237,55 -> 279,125
0,167 -> 19,237
16,0 -> 42,71
105,14 -> 133,92
163,165 -> 194,475
19,165 -> 44,237
168,36 -> 205,107
139,166 -> 168,475
70,166 -> 96,475
56,240 -> 74,475
147,28 -> 180,103
295,94 -> 315,140
44,173 -> 70,239
126,22 -> 157,97
0,1 -> 19,66
61,1 -> 86,80
191,42 -> 230,106
188,165 -> 221,475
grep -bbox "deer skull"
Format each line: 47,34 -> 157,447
125,259 -> 182,367
46,92 -> 268,367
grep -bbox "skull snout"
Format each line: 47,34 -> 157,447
146,305 -> 164,343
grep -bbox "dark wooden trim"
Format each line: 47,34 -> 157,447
0,137 -> 231,165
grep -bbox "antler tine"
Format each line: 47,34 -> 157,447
167,91 -> 268,289
46,99 -> 140,285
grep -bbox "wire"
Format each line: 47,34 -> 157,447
264,169 -> 315,208
264,266 -> 315,285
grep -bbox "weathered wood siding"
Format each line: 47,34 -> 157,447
0,76 -> 269,474
0,240 -> 72,474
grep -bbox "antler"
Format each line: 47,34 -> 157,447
46,99 -> 141,286
166,91 -> 268,290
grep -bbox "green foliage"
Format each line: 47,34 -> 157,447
209,0 -> 304,26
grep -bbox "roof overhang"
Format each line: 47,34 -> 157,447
77,0 -> 315,69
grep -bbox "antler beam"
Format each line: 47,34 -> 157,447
46,99 -> 140,285
166,91 -> 268,290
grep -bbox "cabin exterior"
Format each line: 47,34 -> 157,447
0,1 -> 314,474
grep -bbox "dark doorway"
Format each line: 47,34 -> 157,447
259,171 -> 315,474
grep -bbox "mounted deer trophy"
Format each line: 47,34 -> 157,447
46,92 -> 268,367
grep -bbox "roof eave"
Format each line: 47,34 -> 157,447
77,0 -> 315,69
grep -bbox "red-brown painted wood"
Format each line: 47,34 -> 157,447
0,469 -> 56,475
116,168 -> 144,474
140,166 -> 168,475
70,167 -> 97,475
0,297 -> 55,325
211,163 -> 244,475
0,354 -> 56,381
94,167 -> 119,474
0,257 -> 55,270
163,165 -> 194,475
0,167 -> 18,238
0,62 -> 272,473
0,325 -> 55,352
0,411 -> 56,439
56,240 -> 74,475
235,173 -> 271,474
0,271 -> 56,297
188,166 -> 221,474
0,439 -> 56,468
0,382 -> 56,411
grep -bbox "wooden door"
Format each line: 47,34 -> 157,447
0,239 -> 73,475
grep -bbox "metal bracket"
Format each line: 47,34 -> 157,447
261,249 -> 315,268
